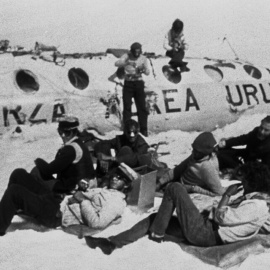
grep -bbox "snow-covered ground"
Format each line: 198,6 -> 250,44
0,114 -> 269,270
1,0 -> 270,269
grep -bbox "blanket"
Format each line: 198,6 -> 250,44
172,192 -> 270,268
179,234 -> 270,268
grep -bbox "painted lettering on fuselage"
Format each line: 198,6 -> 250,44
226,82 -> 270,106
3,102 -> 65,127
162,88 -> 200,113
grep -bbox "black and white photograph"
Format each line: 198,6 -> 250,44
1,0 -> 270,269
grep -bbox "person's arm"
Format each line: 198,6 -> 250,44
222,128 -> 255,148
157,157 -> 190,190
217,184 -> 242,209
172,156 -> 190,181
138,57 -> 150,76
184,184 -> 217,197
35,145 -> 75,178
214,186 -> 269,228
80,190 -> 126,229
200,160 -> 225,195
180,33 -> 189,50
115,53 -> 129,67
163,31 -> 173,51
157,168 -> 174,186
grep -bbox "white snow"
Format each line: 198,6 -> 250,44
1,0 -> 270,269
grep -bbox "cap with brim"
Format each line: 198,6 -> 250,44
58,115 -> 79,130
116,163 -> 138,182
192,132 -> 217,155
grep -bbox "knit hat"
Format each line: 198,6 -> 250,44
130,42 -> 142,51
192,132 -> 217,155
58,115 -> 79,130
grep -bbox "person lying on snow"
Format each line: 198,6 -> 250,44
156,132 -> 225,196
94,119 -> 166,186
217,115 -> 270,170
0,115 -> 95,236
62,164 -> 136,230
85,161 -> 270,255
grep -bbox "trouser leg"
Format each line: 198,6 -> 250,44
168,49 -> 185,69
109,212 -> 187,249
150,182 -> 219,247
0,184 -> 59,234
117,146 -> 137,167
133,81 -> 148,137
122,81 -> 134,126
109,213 -> 156,248
8,168 -> 51,195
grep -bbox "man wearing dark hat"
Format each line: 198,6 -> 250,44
156,132 -> 225,196
115,42 -> 150,136
0,115 -> 95,236
218,115 -> 270,170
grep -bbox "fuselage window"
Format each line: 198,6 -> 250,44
243,65 -> 262,79
15,70 -> 39,93
204,65 -> 223,82
68,68 -> 89,90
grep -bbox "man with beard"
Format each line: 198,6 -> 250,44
217,116 -> 270,170
115,42 -> 150,137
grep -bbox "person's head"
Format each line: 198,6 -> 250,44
124,119 -> 140,143
234,161 -> 270,195
257,116 -> 270,140
109,168 -> 133,193
57,115 -> 79,144
192,132 -> 217,161
130,42 -> 142,58
172,19 -> 184,34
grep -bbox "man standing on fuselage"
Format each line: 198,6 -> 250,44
115,42 -> 150,137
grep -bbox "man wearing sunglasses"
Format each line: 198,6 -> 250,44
0,115 -> 95,236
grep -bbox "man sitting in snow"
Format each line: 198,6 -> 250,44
62,164 -> 136,230
217,115 -> 270,170
94,119 -> 152,184
156,132 -> 225,196
84,161 -> 270,255
0,115 -> 95,236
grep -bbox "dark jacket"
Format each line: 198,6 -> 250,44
35,137 -> 95,193
225,127 -> 270,166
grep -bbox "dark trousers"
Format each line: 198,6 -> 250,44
109,183 -> 221,248
166,49 -> 186,69
122,80 -> 148,137
0,168 -> 61,234
95,146 -> 139,178
109,213 -> 184,248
